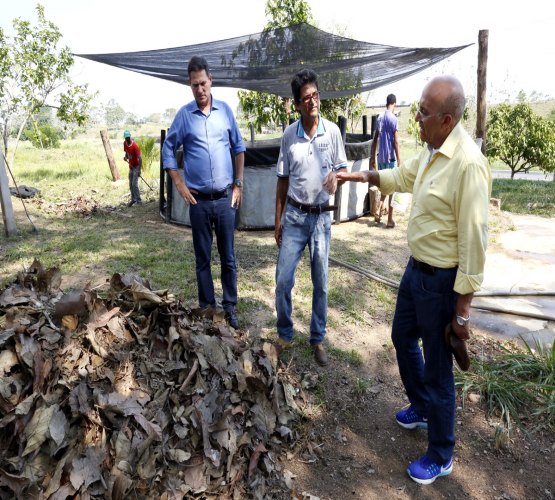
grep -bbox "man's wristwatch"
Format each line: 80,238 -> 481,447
234,179 -> 243,188
456,314 -> 470,327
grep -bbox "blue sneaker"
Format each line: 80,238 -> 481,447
407,455 -> 453,484
395,405 -> 428,430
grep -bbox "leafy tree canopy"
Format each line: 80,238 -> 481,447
238,0 -> 365,134
0,4 -> 94,165
486,102 -> 555,178
104,99 -> 126,128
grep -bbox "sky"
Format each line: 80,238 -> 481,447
2,0 -> 554,118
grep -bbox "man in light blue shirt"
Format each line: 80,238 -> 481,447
162,56 -> 246,328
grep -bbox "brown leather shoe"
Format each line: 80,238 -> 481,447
312,344 -> 328,366
444,323 -> 470,371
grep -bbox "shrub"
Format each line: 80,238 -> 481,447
135,136 -> 159,179
24,123 -> 62,149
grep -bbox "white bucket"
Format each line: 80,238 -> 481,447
391,192 -> 411,213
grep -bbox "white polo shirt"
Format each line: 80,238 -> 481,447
276,116 -> 347,206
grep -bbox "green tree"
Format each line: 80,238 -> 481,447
146,112 -> 162,123
104,99 -> 126,128
486,103 -> 555,179
0,4 -> 93,167
163,108 -> 177,122
238,0 -> 314,134
237,0 -> 365,134
407,101 -> 422,149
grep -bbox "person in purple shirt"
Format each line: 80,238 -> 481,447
370,93 -> 401,228
162,56 -> 246,329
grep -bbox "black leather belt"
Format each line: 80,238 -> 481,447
287,196 -> 337,214
412,257 -> 456,275
195,188 -> 228,200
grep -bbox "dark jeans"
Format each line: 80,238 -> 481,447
391,257 -> 457,465
189,193 -> 237,313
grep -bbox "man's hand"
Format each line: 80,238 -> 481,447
336,170 -> 371,183
323,171 -> 338,194
180,185 -> 197,205
231,185 -> 242,208
451,317 -> 470,340
275,223 -> 283,247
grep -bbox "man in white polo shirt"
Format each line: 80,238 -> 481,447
274,68 -> 347,366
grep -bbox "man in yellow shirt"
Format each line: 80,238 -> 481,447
337,76 -> 491,485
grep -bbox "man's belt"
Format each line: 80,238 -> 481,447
195,188 -> 229,201
287,196 -> 337,214
411,257 -> 456,275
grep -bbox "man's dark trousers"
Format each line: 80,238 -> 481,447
391,256 -> 458,465
189,192 -> 237,314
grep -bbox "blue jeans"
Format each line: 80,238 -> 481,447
391,257 -> 457,465
129,167 -> 141,202
275,205 -> 331,345
189,192 -> 237,313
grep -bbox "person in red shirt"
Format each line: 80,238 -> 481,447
123,130 -> 142,206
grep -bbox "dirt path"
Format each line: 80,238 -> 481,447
473,214 -> 555,348
277,209 -> 555,500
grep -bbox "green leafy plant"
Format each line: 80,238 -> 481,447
456,338 -> 555,434
407,101 -> 422,149
135,136 -> 159,179
486,102 -> 555,179
24,123 -> 61,149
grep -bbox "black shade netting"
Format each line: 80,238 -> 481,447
75,23 -> 470,99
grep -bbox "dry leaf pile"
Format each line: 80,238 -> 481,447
31,195 -> 113,218
0,260 -> 304,499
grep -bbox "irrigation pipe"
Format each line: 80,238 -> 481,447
329,256 -> 555,322
329,256 -> 399,289
471,305 -> 555,322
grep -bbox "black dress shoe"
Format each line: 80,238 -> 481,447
225,310 -> 239,329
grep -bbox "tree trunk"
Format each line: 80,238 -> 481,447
10,116 -> 32,169
0,150 -> 17,236
2,118 -> 9,159
100,129 -> 120,181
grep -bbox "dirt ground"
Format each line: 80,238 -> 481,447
3,199 -> 554,500
247,206 -> 555,500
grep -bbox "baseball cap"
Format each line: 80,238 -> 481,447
123,130 -> 131,138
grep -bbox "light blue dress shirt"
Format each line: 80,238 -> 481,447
162,97 -> 246,193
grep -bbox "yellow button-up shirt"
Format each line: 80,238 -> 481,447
380,123 -> 492,295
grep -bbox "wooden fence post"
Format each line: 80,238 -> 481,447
100,129 -> 121,181
476,30 -> 489,155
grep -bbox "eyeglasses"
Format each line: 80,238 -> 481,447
300,91 -> 320,104
417,106 -> 448,119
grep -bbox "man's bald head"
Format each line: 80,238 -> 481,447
417,76 -> 466,148
424,76 -> 465,123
